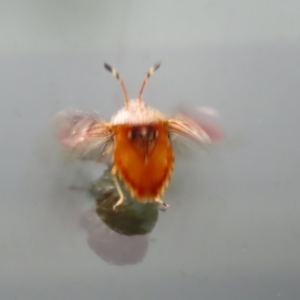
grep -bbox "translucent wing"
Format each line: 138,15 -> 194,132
54,109 -> 114,162
168,106 -> 224,145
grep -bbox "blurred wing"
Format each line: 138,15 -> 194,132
168,107 -> 224,145
54,109 -> 114,162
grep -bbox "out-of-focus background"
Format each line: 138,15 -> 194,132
1,1 -> 299,299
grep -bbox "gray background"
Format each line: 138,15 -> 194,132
1,0 -> 300,299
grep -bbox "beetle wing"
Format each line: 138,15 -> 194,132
54,109 -> 114,162
168,107 -> 223,144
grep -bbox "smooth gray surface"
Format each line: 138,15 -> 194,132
1,1 -> 300,299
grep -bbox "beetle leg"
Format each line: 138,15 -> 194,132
155,197 -> 169,208
112,175 -> 125,210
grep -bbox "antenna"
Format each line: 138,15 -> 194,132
104,63 -> 129,105
138,62 -> 161,103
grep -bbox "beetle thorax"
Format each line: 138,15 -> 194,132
111,99 -> 167,125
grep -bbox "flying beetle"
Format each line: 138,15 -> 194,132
54,62 -> 222,210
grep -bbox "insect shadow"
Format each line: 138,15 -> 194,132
80,164 -> 160,265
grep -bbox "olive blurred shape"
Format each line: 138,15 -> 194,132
89,166 -> 159,236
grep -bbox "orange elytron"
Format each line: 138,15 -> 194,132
55,62 -> 220,210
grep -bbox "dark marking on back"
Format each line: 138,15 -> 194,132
128,125 -> 158,158
130,125 -> 157,141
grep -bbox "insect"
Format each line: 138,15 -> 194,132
55,62 -> 221,210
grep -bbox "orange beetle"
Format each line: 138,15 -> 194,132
55,62 -> 221,210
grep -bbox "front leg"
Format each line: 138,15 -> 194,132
111,168 -> 125,210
